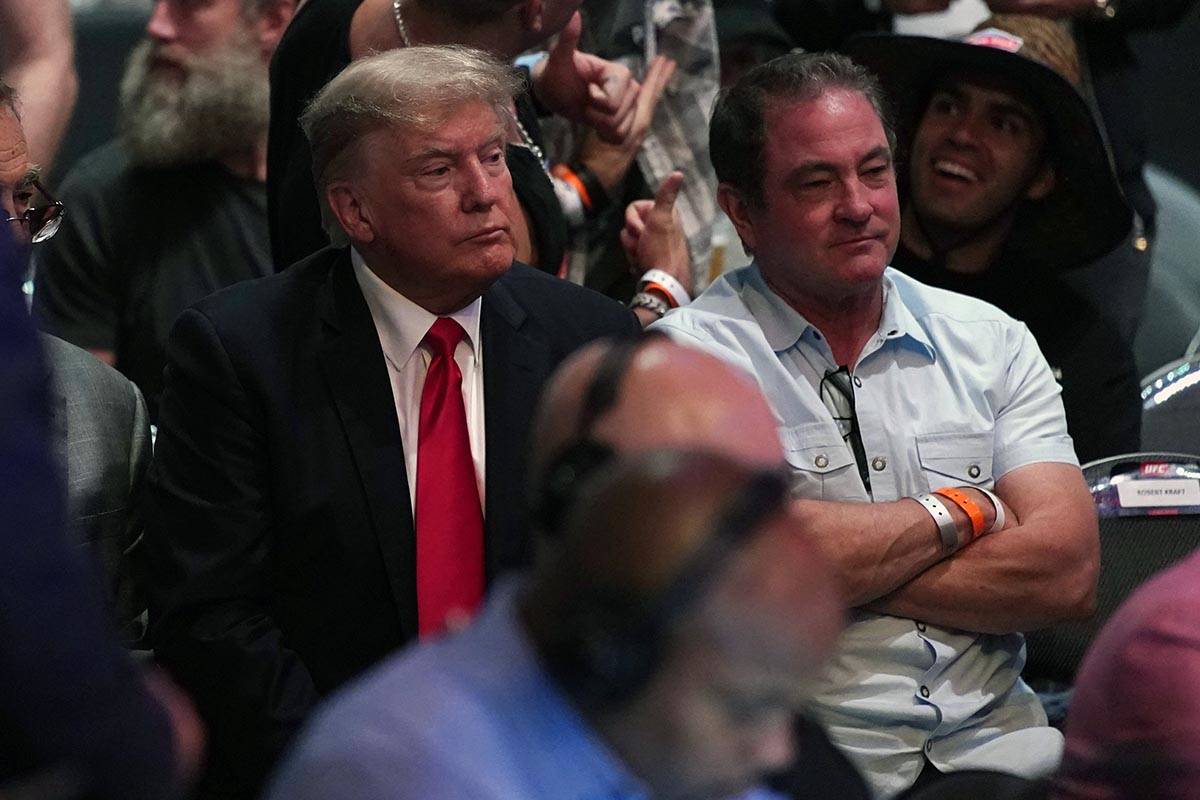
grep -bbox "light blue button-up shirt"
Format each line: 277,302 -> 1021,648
267,578 -> 786,800
653,265 -> 1077,799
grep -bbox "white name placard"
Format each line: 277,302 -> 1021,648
1116,479 -> 1200,508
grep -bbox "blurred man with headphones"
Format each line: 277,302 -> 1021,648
267,449 -> 844,800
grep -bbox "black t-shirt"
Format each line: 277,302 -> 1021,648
32,141 -> 272,420
266,0 -> 567,272
891,242 -> 1141,464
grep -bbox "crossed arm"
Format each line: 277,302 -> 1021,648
797,461 -> 1099,635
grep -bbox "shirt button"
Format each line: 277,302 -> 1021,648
925,740 -> 933,753
852,375 -> 863,388
814,454 -> 829,469
916,622 -> 927,632
920,685 -> 930,698
872,456 -> 887,471
968,464 -> 981,479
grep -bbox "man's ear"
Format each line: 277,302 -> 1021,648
253,0 -> 297,60
326,181 -> 376,245
717,182 -> 757,256
1025,161 -> 1056,202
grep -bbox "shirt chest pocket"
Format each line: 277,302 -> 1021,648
915,430 -> 995,493
779,422 -> 859,500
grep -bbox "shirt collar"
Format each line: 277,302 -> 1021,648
351,247 -> 483,370
879,270 -> 936,361
744,264 -> 935,361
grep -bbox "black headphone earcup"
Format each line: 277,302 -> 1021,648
554,592 -> 667,712
535,440 -> 617,538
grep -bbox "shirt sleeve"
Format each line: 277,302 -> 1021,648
266,724 -> 495,800
992,321 -> 1080,479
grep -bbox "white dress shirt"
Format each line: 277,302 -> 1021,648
352,250 -> 486,514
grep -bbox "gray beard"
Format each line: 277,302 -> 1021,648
117,35 -> 269,168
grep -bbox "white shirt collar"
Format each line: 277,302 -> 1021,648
351,247 -> 483,370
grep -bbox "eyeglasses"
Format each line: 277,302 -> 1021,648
4,178 -> 65,243
819,366 -> 857,443
820,366 -> 873,494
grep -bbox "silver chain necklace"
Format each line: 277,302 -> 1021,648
391,0 -> 545,169
513,117 -> 545,167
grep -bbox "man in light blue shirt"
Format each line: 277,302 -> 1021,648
651,52 -> 1100,798
266,450 -> 845,800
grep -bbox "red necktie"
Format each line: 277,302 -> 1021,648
415,317 -> 484,637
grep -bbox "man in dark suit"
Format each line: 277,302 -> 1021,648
138,45 -> 639,799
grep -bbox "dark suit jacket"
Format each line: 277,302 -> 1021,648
139,248 -> 638,798
44,334 -> 151,645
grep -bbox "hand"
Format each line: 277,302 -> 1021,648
579,55 -> 676,194
883,0 -> 953,13
531,12 -> 640,143
985,0 -> 1097,18
621,171 -> 692,296
143,668 -> 205,784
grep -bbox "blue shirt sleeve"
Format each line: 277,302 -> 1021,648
992,320 -> 1080,478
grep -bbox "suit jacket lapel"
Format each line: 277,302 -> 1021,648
316,252 -> 417,638
482,275 -> 551,577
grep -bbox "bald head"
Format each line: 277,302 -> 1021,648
532,338 -> 783,479
522,450 -> 844,797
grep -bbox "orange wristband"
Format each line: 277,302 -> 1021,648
934,487 -> 985,541
551,164 -> 593,210
641,281 -> 679,308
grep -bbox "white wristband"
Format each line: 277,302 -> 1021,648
639,268 -> 691,307
915,493 -> 961,554
977,487 -> 1005,534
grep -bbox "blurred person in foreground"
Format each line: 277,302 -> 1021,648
847,14 -> 1138,463
653,51 -> 1099,797
1051,546 -> 1200,800
0,84 -> 201,799
268,449 -> 845,800
138,45 -> 636,800
525,334 -> 873,800
32,0 -> 295,420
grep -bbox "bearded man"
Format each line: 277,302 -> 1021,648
32,0 -> 294,419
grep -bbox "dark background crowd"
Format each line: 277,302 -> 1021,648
3,1 -> 1200,799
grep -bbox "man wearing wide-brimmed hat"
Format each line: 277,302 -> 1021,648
847,14 -> 1138,464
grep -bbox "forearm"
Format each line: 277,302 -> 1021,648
153,608 -> 319,787
867,517 -> 1097,633
869,464 -> 1100,633
792,496 -> 950,606
6,52 -> 78,167
0,0 -> 78,168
